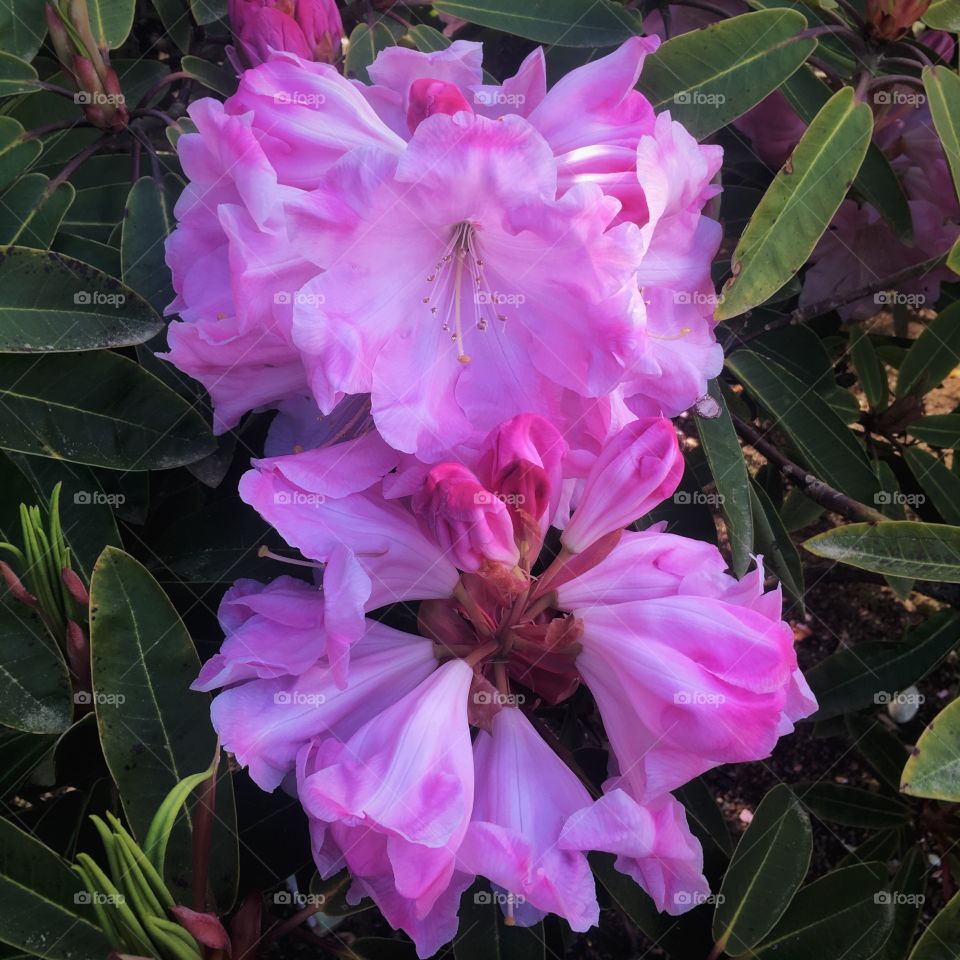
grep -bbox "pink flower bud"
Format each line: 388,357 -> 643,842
0,561 -> 37,607
62,567 -> 90,607
236,7 -> 312,66
66,620 -> 91,692
413,463 -> 521,577
561,418 -> 683,553
230,0 -> 342,65
406,79 -> 473,132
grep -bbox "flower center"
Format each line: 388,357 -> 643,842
423,221 -> 512,365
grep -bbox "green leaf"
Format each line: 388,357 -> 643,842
895,301 -> 960,397
344,21 -> 397,84
180,55 -> 238,98
712,784 -> 812,955
0,602 -> 71,735
87,0 -> 136,48
850,328 -> 888,410
876,847 -> 927,960
804,521 -> 960,582
0,0 -> 48,61
121,176 -> 178,314
0,176 -> 74,248
89,547 -> 237,907
924,0 -> 960,29
0,52 -> 37,97
152,0 -> 192,52
901,696 -> 960,801
717,87 -> 872,319
454,880 -> 545,960
780,65 -> 912,239
190,0 -> 226,24
797,782 -> 911,829
0,350 -> 215,470
903,446 -> 960,525
805,610 -> 960,720
0,729 -> 57,798
750,481 -> 804,605
637,10 -> 815,139
909,414 -> 960,448
695,380 -> 753,576
433,0 -> 642,46
948,234 -> 960,275
143,767 -> 216,876
0,246 -> 160,352
923,65 -> 960,205
727,350 -> 881,504
908,887 -> 960,959
751,863 -> 894,960
0,817 -> 112,959
0,119 -> 40,194
846,714 -> 910,792
407,24 -> 451,52
51,233 -> 121,276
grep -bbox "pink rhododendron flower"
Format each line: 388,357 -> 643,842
229,0 -> 343,65
163,38 -> 724,457
198,412 -> 816,952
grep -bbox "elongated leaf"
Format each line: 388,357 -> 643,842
728,350 -> 881,503
0,350 -> 215,470
797,782 -> 911,828
923,65 -> 960,204
637,10 -> 815,139
433,0 -> 642,46
780,65 -> 912,239
0,51 -> 37,97
180,55 -> 237,98
344,21 -> 396,84
190,0 -> 226,23
846,715 -> 909,792
806,610 -> 960,720
0,602 -> 71,735
895,301 -> 960,397
0,817 -> 111,959
903,446 -> 960,525
0,119 -> 40,194
143,767 -> 216,875
717,87 -> 872,319
87,0 -> 135,48
0,176 -> 74,249
712,785 -> 812,955
850,328 -> 888,410
909,887 -> 960,959
804,521 -> 960,582
877,847 -> 927,960
901,696 -> 960,801
752,863 -> 893,960
89,547 -> 237,907
750,481 -> 804,604
407,24 -> 451,52
0,246 -> 160,352
121,176 -> 178,314
0,0 -> 48,61
908,414 -> 960,448
696,380 -> 753,576
0,729 -> 56,798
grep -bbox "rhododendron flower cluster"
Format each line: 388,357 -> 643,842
169,34 -> 817,958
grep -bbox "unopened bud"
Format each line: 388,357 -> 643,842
0,561 -> 38,607
867,0 -> 931,41
66,619 -> 91,692
62,567 -> 90,607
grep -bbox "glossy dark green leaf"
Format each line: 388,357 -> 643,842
806,610 -> 960,720
0,246 -> 160,352
908,415 -> 960,448
190,0 -> 226,23
86,0 -> 135,48
728,350 -> 881,504
851,328 -> 888,410
344,21 -> 397,84
121,176 -> 178,313
0,0 -> 48,61
0,729 -> 56,798
0,602 -> 71,735
50,233 -> 121,276
924,0 -> 960,29
433,0 -> 642,46
407,24 -> 451,52
804,521 -> 960,582
696,380 -> 753,576
896,302 -> 960,397
0,817 -> 111,959
0,350 -> 215,470
923,65 -> 960,203
846,714 -> 909,792
0,51 -> 37,97
752,862 -> 893,960
798,782 -> 911,828
780,486 -> 824,532
712,785 -> 812,954
903,446 -> 960,525
717,87 -> 872,319
152,0 -> 192,52
780,65 -> 912,239
0,119 -> 40,194
875,847 -> 927,960
908,886 -> 960,959
901,696 -> 960,801
638,10 -> 815,139
0,176 -> 74,248
750,481 -> 804,605
89,547 -> 238,907
181,55 -> 238,98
